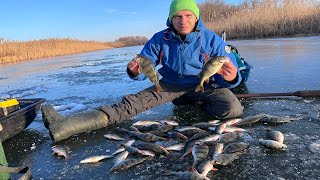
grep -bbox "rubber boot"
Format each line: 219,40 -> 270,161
41,104 -> 109,142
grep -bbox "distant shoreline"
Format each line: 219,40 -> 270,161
228,33 -> 320,41
0,38 -> 145,65
1,34 -> 319,65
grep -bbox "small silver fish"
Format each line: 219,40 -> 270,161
167,131 -> 188,140
218,132 -> 241,143
224,118 -> 243,126
104,133 -> 126,141
123,139 -> 135,146
164,143 -> 185,151
259,139 -> 287,150
133,142 -> 171,156
192,141 -> 209,167
132,120 -> 161,127
134,54 -> 164,93
223,126 -> 246,133
164,171 -> 210,180
215,122 -> 228,134
260,115 -> 301,124
213,152 -> 242,166
80,155 -> 113,164
223,142 -> 249,154
197,159 -> 218,176
123,145 -> 142,154
190,131 -> 211,141
131,124 -> 160,131
192,122 -> 218,130
235,113 -> 269,126
212,143 -> 224,159
181,139 -> 197,158
109,157 -> 151,173
198,134 -> 221,143
139,150 -> 156,157
265,128 -> 285,144
127,131 -> 167,142
149,125 -> 174,137
160,119 -> 179,126
175,126 -> 208,137
195,56 -> 230,92
51,145 -> 69,159
207,119 -> 221,124
111,147 -> 125,156
113,151 -> 129,164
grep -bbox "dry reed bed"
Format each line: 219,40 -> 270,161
0,38 -> 128,64
203,0 -> 320,39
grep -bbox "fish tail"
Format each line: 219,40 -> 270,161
155,83 -> 164,93
188,166 -> 199,174
195,84 -> 204,92
180,149 -> 192,159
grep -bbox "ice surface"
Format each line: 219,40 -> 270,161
2,37 -> 320,180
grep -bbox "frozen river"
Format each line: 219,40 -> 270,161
1,36 -> 320,179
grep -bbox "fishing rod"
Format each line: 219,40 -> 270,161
235,90 -> 320,98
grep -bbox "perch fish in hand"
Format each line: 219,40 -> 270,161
134,54 -> 164,93
195,56 -> 230,93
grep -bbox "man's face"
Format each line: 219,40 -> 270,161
172,10 -> 198,36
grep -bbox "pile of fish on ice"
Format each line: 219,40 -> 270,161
52,113 -> 300,179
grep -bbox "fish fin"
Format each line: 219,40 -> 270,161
65,146 -> 71,152
210,160 -> 216,165
201,86 -> 205,93
155,83 -> 164,93
205,78 -> 210,84
195,85 -> 200,92
189,166 -> 199,173
212,167 -> 219,171
186,166 -> 194,172
217,68 -> 223,74
180,149 -> 192,159
264,127 -> 271,131
195,84 -> 203,92
59,153 -> 68,159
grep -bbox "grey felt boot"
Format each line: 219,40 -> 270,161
41,104 -> 108,142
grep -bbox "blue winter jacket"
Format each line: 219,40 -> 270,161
130,18 -> 242,89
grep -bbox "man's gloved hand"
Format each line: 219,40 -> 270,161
127,60 -> 141,77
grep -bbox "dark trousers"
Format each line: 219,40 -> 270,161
100,81 -> 243,125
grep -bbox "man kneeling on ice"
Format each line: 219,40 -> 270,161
42,0 -> 249,142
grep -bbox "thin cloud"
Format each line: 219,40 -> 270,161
105,9 -> 117,14
118,11 -> 137,15
105,9 -> 137,15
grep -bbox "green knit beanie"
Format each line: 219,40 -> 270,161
169,0 -> 200,21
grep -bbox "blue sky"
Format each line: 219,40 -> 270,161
0,0 -> 241,42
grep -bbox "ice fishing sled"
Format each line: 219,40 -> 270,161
0,98 -> 46,141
